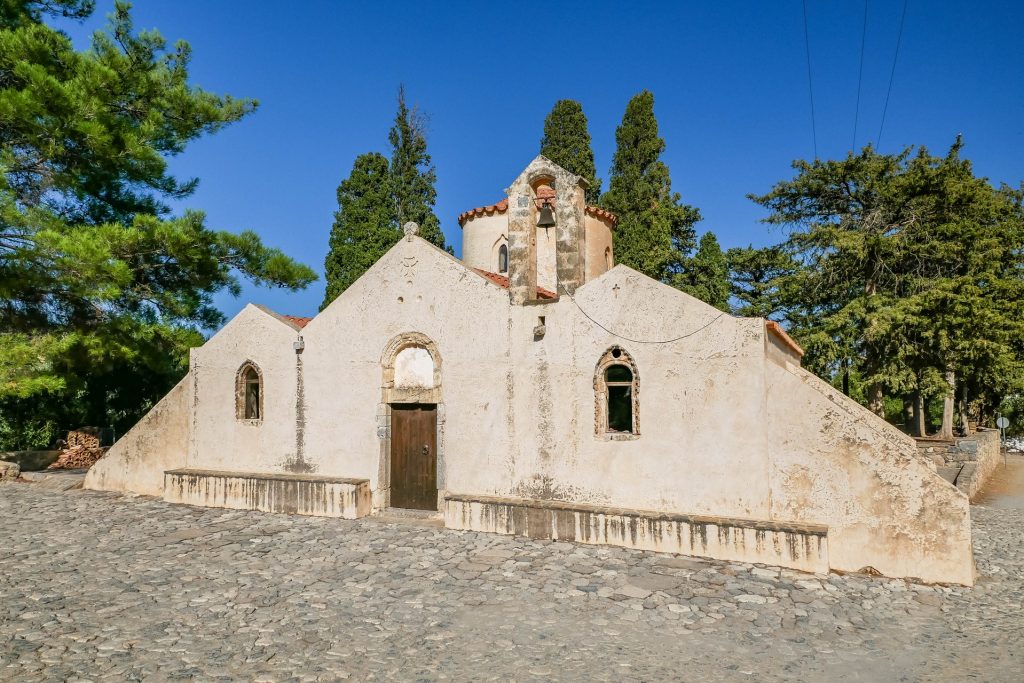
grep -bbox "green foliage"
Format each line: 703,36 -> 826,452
0,2 -> 315,434
322,87 -> 449,306
749,139 -> 1024,430
389,85 -> 447,251
321,153 -> 396,307
676,232 -> 730,311
539,99 -> 601,203
601,91 -> 700,284
725,244 -> 801,320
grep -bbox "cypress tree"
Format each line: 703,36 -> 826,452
321,153 -> 397,308
389,86 -> 448,251
677,232 -> 730,311
539,99 -> 601,203
601,91 -> 700,283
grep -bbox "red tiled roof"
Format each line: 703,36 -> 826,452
765,320 -> 804,358
457,198 -> 618,227
472,268 -> 557,300
282,315 -> 313,329
458,198 -> 508,225
585,205 -> 619,226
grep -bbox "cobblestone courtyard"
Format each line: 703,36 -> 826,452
1,482 -> 1022,682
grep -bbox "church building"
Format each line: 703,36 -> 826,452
86,156 -> 975,585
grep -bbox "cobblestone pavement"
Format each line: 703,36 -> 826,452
1,484 -> 1022,682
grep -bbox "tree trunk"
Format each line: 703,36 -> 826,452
958,384 -> 970,435
939,370 -> 956,440
841,359 -> 850,396
902,397 -> 914,433
868,383 -> 885,419
912,391 -> 927,437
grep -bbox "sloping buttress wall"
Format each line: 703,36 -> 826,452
84,374 -> 191,496
765,360 -> 974,585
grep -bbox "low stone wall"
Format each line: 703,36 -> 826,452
0,450 -> 60,472
164,469 -> 371,519
444,494 -> 829,574
917,430 -> 1002,501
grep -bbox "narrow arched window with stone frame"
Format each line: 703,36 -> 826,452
236,361 -> 263,422
595,346 -> 639,439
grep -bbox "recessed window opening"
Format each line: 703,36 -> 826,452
237,362 -> 263,421
605,365 -> 633,432
595,347 -> 639,438
498,244 -> 509,273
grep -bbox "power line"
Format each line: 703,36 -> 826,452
558,284 -> 728,345
877,0 -> 909,147
802,0 -> 819,160
852,0 -> 869,152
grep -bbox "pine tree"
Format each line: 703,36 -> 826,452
601,91 -> 700,283
539,99 -> 601,203
388,86 -> 447,250
677,232 -> 730,311
725,245 -> 801,320
0,1 -> 315,442
321,153 -> 397,308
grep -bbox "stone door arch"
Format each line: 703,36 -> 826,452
377,333 -> 444,510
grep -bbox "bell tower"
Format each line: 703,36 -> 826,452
504,156 -> 587,304
457,155 -> 616,301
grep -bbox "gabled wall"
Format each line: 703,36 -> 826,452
188,304 -> 303,474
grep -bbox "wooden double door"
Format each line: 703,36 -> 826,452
390,404 -> 437,510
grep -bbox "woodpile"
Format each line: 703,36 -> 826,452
47,428 -> 106,470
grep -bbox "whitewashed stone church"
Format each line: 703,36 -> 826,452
86,156 -> 975,585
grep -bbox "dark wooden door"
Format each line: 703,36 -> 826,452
390,404 -> 437,510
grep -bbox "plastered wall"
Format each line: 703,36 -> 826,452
90,234 -> 974,583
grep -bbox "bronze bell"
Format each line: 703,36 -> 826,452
536,200 -> 556,228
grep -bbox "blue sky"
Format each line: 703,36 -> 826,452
58,1 -> 1024,323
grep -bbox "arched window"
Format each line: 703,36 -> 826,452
498,244 -> 509,273
595,347 -> 639,438
236,362 -> 263,421
604,246 -> 612,270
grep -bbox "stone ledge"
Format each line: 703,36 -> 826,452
164,469 -> 371,519
444,492 -> 828,536
445,494 -> 829,574
165,468 -> 368,486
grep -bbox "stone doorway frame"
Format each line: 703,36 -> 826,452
376,332 -> 444,511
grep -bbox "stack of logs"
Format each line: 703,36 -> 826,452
47,428 -> 106,470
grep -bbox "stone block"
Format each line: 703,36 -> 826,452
443,493 -> 829,574
0,460 -> 20,480
164,469 -> 371,519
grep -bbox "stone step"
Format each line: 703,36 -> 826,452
937,466 -> 962,484
20,469 -> 88,491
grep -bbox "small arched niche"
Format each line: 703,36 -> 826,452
381,332 -> 442,404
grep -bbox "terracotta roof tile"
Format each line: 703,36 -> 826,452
282,315 -> 313,329
458,198 -> 508,225
458,198 -> 618,227
585,204 -> 619,226
472,268 -> 556,300
765,320 -> 804,358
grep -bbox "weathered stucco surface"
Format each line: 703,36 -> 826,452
84,375 -> 190,496
87,157 -> 975,584
445,494 -> 829,573
765,360 -> 973,585
460,213 -> 507,275
164,469 -> 370,519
